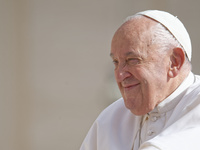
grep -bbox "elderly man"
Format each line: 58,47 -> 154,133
80,10 -> 200,150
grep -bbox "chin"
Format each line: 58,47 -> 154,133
126,104 -> 154,116
124,103 -> 144,116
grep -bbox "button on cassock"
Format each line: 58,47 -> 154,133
147,130 -> 154,136
151,116 -> 158,122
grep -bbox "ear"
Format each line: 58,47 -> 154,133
168,47 -> 185,78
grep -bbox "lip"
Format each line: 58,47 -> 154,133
123,83 -> 140,91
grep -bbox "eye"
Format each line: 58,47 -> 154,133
112,59 -> 119,70
127,58 -> 140,65
112,59 -> 118,65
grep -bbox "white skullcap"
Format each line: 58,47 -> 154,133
136,10 -> 192,61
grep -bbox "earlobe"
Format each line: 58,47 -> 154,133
168,67 -> 178,78
168,70 -> 174,78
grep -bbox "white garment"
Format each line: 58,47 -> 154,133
139,72 -> 194,146
80,72 -> 200,150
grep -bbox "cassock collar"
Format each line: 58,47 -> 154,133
150,72 -> 195,114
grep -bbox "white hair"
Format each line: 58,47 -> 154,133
124,14 -> 190,62
152,23 -> 182,52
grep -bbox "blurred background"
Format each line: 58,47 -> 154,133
1,0 -> 200,150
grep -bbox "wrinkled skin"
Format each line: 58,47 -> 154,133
110,17 -> 177,115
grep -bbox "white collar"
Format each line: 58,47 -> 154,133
151,72 -> 195,114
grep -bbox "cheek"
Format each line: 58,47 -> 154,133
134,68 -> 160,97
137,62 -> 167,82
131,66 -> 148,81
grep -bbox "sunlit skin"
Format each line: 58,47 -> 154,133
110,17 -> 185,116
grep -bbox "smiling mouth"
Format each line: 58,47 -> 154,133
123,83 -> 140,91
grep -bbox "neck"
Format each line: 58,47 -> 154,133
168,70 -> 190,99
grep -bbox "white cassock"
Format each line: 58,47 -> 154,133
80,72 -> 200,150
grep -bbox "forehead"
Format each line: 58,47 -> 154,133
110,51 -> 141,59
111,17 -> 157,57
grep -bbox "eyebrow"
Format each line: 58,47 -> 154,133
125,51 -> 135,56
110,51 -> 137,58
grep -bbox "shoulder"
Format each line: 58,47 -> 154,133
171,75 -> 200,119
94,97 -> 139,136
80,98 -> 140,150
97,97 -> 131,122
183,74 -> 200,105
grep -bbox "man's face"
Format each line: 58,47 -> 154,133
110,18 -> 171,115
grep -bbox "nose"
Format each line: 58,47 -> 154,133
115,65 -> 131,82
